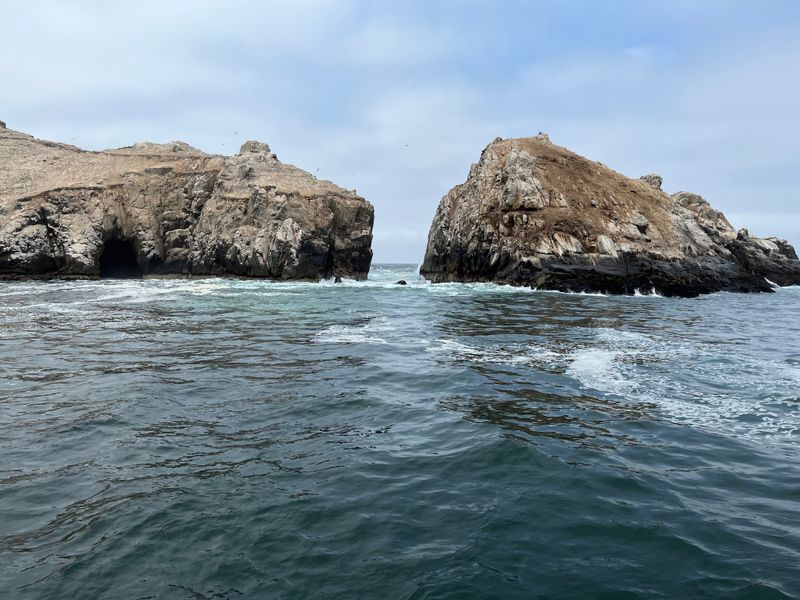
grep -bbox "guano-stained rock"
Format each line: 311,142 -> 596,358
421,135 -> 800,296
0,125 -> 374,280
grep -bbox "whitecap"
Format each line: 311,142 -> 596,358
419,281 -> 535,296
312,316 -> 394,344
534,289 -> 609,297
565,347 -> 637,397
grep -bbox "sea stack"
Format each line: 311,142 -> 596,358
421,134 -> 800,296
0,125 -> 373,279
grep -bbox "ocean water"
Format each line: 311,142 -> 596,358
1,264 -> 799,599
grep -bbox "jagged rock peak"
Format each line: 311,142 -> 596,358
420,135 -> 800,296
0,125 -> 374,280
239,140 -> 272,155
0,120 -> 6,129
639,173 -> 663,191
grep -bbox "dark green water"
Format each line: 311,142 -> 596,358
1,265 -> 799,599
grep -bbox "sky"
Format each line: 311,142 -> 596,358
2,0 -> 799,263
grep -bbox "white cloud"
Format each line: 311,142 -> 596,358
340,19 -> 457,67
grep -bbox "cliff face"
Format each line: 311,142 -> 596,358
421,134 -> 800,296
0,124 -> 373,279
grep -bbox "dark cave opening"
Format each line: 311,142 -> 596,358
98,239 -> 143,278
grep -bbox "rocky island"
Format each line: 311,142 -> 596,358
421,134 -> 800,296
0,122 -> 373,279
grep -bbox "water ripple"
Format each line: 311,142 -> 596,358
1,267 -> 799,598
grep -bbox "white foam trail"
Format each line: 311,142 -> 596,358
573,328 -> 800,442
430,326 -> 800,443
312,316 -> 394,344
565,348 -> 637,396
534,289 -> 609,297
420,281 -> 535,295
426,338 -> 562,368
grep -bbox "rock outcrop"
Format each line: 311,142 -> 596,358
0,125 -> 373,279
421,134 -> 800,296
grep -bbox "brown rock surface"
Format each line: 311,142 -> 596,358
0,125 -> 373,279
421,135 -> 800,296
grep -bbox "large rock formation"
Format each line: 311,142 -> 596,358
421,134 -> 800,296
0,123 -> 373,279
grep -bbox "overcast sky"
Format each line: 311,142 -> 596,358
2,1 -> 799,263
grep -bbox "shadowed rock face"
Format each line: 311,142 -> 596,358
421,135 -> 800,296
0,126 -> 373,280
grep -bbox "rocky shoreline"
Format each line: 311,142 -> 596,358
0,123 -> 374,280
3,123 -> 799,295
421,134 -> 800,296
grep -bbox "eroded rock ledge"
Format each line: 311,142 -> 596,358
0,124 -> 373,279
421,134 -> 800,296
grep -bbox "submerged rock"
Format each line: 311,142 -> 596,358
421,135 -> 800,296
394,279 -> 408,285
0,126 -> 373,280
